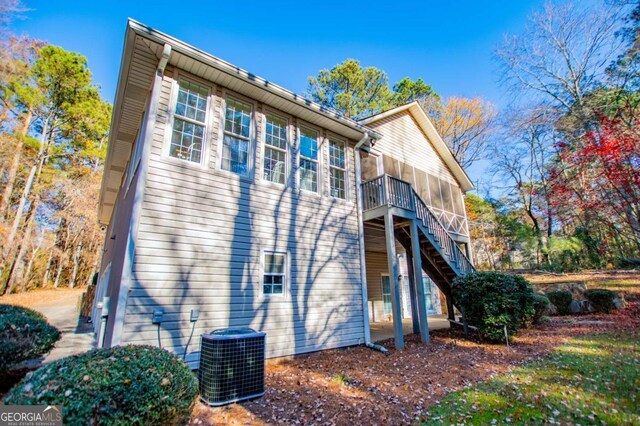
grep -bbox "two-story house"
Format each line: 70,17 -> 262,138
93,20 -> 474,367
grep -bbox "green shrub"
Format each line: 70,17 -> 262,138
452,272 -> 536,343
546,290 -> 573,315
0,304 -> 60,372
3,345 -> 198,426
584,289 -> 617,314
532,294 -> 551,324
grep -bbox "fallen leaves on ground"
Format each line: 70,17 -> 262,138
0,288 -> 86,309
191,306 -> 638,426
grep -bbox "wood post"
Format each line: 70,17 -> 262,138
410,220 -> 429,343
445,291 -> 455,321
405,251 -> 420,334
384,212 -> 404,350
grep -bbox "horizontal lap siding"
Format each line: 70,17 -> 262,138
367,112 -> 458,184
365,250 -> 410,323
121,68 -> 365,363
365,251 -> 388,323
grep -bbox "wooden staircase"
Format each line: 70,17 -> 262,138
361,174 -> 475,320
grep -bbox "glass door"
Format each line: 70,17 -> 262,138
422,273 -> 434,313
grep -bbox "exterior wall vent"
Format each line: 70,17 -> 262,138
198,328 -> 266,406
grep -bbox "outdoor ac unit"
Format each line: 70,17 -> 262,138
198,328 -> 266,406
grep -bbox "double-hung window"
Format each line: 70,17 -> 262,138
299,127 -> 318,192
222,97 -> 252,175
329,139 -> 346,199
169,79 -> 208,164
263,113 -> 287,184
263,253 -> 286,295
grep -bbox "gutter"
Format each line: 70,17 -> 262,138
354,133 -> 387,354
127,19 -> 383,141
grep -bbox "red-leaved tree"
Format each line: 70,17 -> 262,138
550,116 -> 640,256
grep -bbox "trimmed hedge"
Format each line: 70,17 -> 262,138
3,345 -> 198,426
584,289 -> 617,314
0,304 -> 60,372
532,294 -> 551,324
546,290 -> 573,315
452,272 -> 536,343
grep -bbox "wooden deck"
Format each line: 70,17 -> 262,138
361,174 -> 475,349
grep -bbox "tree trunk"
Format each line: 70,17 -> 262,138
4,118 -> 49,256
5,197 -> 39,294
69,242 -> 83,289
21,247 -> 39,292
5,163 -> 36,247
0,110 -> 32,220
0,110 -> 31,221
53,254 -> 66,288
42,249 -> 54,287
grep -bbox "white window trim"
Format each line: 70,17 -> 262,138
217,91 -> 256,179
381,273 -> 392,317
327,135 -> 348,201
296,121 -> 323,196
261,109 -> 289,187
162,71 -> 213,169
260,250 -> 288,298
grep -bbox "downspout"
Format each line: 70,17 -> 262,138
354,133 -> 388,354
106,43 -> 172,347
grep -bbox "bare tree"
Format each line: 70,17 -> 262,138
495,2 -> 624,119
427,97 -> 496,168
490,108 -> 556,266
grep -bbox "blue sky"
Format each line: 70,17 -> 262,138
10,0 -> 560,187
11,0 -> 553,107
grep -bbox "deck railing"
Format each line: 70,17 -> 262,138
361,174 -> 475,275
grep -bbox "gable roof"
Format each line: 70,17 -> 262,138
358,102 -> 474,192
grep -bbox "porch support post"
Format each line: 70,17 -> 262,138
445,291 -> 455,321
384,212 -> 404,350
410,220 -> 429,343
405,250 -> 420,334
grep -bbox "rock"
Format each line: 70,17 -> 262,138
569,300 -> 582,314
614,297 -> 626,309
533,281 -> 588,301
619,258 -> 640,267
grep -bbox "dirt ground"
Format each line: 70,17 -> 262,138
191,303 -> 640,426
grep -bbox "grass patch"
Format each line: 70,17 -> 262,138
421,331 -> 640,425
584,279 -> 640,294
331,372 -> 353,386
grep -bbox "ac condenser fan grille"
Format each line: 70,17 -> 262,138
198,328 -> 266,406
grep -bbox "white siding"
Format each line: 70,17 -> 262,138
366,251 -> 390,323
120,67 -> 365,364
367,111 -> 457,183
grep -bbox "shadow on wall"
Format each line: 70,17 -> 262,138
125,150 -> 362,366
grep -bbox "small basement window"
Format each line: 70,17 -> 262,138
263,253 -> 286,295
